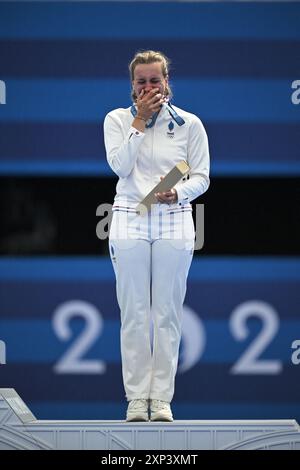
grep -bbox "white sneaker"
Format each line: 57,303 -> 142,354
150,399 -> 173,422
126,399 -> 149,422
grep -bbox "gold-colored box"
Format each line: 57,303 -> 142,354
136,160 -> 190,215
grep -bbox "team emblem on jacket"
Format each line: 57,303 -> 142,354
167,120 -> 175,138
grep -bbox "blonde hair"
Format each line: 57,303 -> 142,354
129,50 -> 173,102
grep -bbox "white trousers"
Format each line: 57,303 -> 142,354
109,204 -> 194,402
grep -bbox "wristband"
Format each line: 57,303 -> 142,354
135,115 -> 147,122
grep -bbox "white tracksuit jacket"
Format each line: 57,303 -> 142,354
103,102 -> 210,403
103,102 -> 210,207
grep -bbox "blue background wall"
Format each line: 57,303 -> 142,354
0,1 -> 299,176
0,1 -> 300,421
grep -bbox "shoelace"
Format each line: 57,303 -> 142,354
129,399 -> 148,410
151,400 -> 170,410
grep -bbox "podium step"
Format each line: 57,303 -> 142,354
1,389 -> 300,450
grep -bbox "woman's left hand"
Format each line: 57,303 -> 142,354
155,176 -> 178,204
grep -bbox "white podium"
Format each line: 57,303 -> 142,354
1,389 -> 300,450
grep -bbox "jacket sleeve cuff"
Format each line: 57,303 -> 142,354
128,126 -> 145,138
175,185 -> 189,205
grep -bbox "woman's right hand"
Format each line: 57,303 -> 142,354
136,88 -> 165,121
